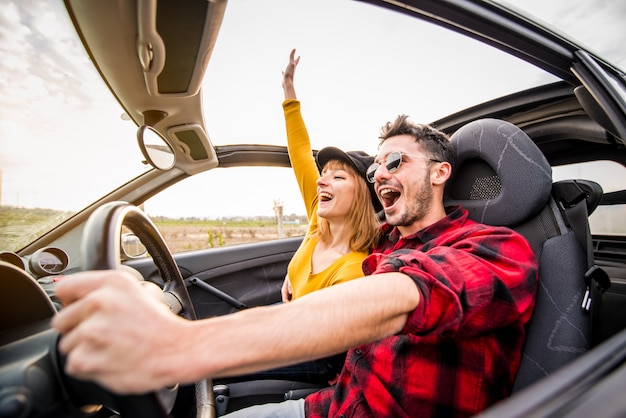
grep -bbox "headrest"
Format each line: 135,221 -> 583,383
444,118 -> 552,226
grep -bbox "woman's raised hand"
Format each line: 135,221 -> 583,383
282,48 -> 301,100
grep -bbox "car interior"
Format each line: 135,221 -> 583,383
2,0 -> 626,417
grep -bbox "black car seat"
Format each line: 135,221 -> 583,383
443,118 -> 609,392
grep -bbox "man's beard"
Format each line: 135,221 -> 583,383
386,174 -> 433,228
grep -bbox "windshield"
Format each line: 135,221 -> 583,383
1,0 -> 624,251
0,0 -> 147,250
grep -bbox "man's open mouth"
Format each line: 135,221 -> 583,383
379,188 -> 400,208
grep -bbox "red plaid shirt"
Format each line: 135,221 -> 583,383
305,206 -> 537,417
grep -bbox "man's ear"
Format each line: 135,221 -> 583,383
431,161 -> 451,186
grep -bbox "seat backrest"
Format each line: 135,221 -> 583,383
443,118 -> 593,392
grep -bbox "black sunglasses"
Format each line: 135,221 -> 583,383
366,151 -> 441,183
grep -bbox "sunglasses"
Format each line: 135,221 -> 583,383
366,151 -> 441,183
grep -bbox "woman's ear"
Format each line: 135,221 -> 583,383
431,161 -> 451,186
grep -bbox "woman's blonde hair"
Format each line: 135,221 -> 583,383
316,160 -> 380,253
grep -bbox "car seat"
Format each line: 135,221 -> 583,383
443,118 -> 608,392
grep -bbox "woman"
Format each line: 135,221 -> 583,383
281,49 -> 381,305
248,49 -> 381,383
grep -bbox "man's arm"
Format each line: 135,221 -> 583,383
52,269 -> 419,394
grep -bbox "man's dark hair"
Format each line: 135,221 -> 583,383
378,114 -> 453,164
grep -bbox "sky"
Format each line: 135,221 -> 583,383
0,0 -> 625,219
201,0 -> 626,154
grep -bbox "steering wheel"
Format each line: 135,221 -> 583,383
81,201 -> 194,319
78,201 -> 215,417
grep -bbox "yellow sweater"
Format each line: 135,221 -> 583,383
283,99 -> 368,300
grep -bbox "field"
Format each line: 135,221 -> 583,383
0,206 -> 308,253
153,219 -> 307,253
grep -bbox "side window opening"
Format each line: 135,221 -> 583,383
552,160 -> 626,235
143,167 -> 307,253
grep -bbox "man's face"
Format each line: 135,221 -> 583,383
373,135 -> 434,230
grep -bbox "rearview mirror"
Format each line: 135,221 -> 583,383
137,125 -> 175,170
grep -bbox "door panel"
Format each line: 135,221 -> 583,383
593,235 -> 626,342
125,237 -> 303,318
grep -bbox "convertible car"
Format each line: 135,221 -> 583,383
1,0 -> 625,417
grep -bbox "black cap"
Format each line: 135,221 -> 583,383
316,146 -> 383,213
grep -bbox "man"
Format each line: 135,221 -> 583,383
53,115 -> 538,417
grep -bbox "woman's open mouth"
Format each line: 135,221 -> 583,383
319,191 -> 334,203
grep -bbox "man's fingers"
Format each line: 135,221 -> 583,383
52,270 -> 139,335
52,298 -> 89,337
53,270 -> 112,306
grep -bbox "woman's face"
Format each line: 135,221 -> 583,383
316,161 -> 357,222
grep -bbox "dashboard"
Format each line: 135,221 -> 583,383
1,247 -> 71,311
0,246 -> 70,277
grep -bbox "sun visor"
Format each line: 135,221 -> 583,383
138,0 -> 227,97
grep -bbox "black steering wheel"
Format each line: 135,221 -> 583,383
77,201 -> 214,417
81,201 -> 195,319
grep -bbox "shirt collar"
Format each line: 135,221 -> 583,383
380,205 -> 467,243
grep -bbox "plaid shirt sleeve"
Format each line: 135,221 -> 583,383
367,219 -> 537,338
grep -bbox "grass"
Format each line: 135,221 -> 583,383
0,206 -> 307,253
